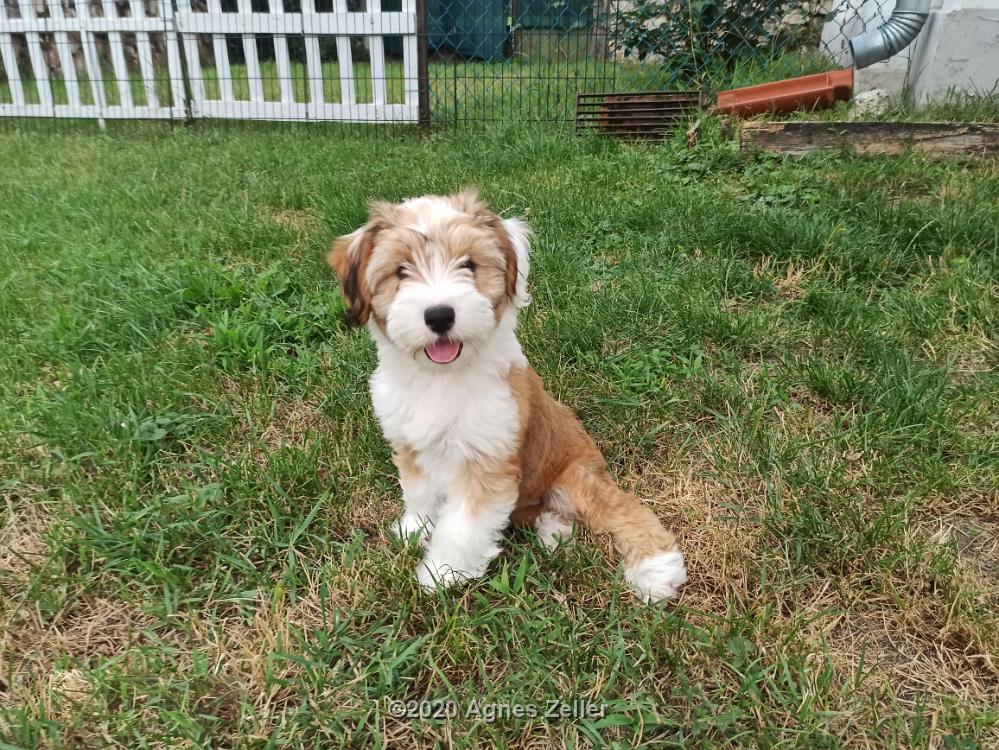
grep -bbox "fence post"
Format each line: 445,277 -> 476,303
163,0 -> 192,122
415,0 -> 431,130
75,0 -> 108,127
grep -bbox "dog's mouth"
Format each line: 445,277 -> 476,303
424,338 -> 462,364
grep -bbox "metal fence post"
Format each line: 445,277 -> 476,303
416,0 -> 431,129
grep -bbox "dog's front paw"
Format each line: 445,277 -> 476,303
624,550 -> 687,603
415,557 -> 483,591
392,514 -> 431,545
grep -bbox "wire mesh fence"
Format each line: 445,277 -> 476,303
0,0 -> 892,128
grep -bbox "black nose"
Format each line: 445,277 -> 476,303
424,305 -> 455,334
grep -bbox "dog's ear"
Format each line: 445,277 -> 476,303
327,229 -> 372,326
490,216 -> 532,309
454,188 -> 532,308
327,201 -> 397,326
451,186 -> 488,215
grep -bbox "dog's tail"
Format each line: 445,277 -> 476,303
555,460 -> 686,602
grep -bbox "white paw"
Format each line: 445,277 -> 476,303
392,514 -> 431,545
535,511 -> 573,550
415,557 -> 484,591
624,550 -> 687,603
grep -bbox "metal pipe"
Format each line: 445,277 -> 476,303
849,0 -> 931,69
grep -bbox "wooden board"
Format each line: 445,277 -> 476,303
740,121 -> 999,158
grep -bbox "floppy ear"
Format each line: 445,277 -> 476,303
452,188 -> 531,308
327,201 -> 396,326
327,224 -> 377,326
489,215 -> 532,309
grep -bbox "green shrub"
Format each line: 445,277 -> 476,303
611,0 -> 824,83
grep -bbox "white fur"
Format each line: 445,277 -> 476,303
369,309 -> 525,455
372,311 -> 524,586
416,491 -> 518,589
502,217 -> 532,309
391,450 -> 440,545
369,199 -> 532,588
383,255 -> 496,361
624,551 -> 688,603
535,511 -> 574,549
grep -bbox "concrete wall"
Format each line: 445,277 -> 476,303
823,0 -> 999,103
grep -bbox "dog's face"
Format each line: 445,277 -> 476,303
328,190 -> 530,367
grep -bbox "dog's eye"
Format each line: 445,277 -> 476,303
395,266 -> 408,280
458,259 -> 476,273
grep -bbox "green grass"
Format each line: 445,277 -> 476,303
1,118 -> 997,748
793,90 -> 999,123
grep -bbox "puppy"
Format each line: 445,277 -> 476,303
327,190 -> 687,602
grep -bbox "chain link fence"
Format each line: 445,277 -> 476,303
429,0 -> 893,124
0,0 -> 891,127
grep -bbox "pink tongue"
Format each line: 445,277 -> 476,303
425,339 -> 461,364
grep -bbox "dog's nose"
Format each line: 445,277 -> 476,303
424,305 -> 456,334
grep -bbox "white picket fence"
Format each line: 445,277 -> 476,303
0,0 -> 421,123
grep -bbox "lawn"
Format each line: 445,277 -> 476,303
0,119 -> 997,748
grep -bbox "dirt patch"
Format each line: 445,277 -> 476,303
926,513 -> 999,582
951,516 -> 999,577
819,602 -> 998,712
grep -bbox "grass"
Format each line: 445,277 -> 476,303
0,116 -> 997,748
1,50 -> 839,123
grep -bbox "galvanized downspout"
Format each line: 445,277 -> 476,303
849,0 -> 932,69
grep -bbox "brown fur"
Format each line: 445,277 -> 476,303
391,364 -> 679,568
392,447 -> 423,491
327,190 -> 517,329
506,367 -> 679,567
333,190 -> 679,574
327,227 -> 377,326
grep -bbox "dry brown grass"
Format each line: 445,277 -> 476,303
1,591 -> 158,735
215,376 -> 331,466
0,504 -> 51,582
753,256 -> 820,301
263,208 -> 321,234
623,464 -> 757,614
819,591 -> 998,716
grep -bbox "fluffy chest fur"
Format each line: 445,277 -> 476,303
368,313 -> 526,479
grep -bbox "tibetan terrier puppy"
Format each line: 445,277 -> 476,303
327,190 -> 686,602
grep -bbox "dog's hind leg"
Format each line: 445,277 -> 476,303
553,460 -> 686,602
533,488 -> 575,549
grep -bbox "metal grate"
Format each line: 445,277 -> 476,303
575,90 -> 706,139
